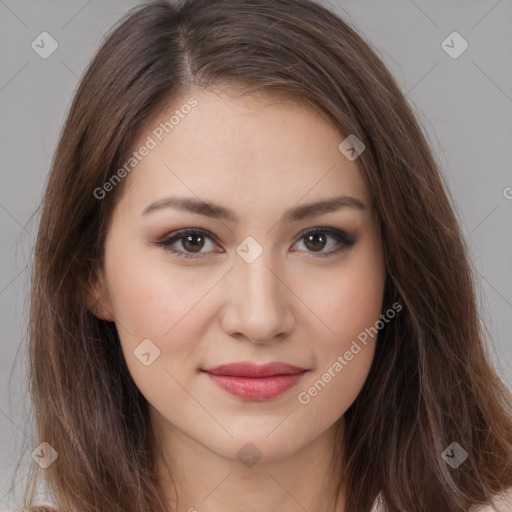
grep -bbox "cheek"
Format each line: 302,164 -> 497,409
104,246 -> 221,384
106,259 -> 204,409
295,245 -> 385,405
295,271 -> 383,418
106,247 -> 210,338
300,252 -> 385,347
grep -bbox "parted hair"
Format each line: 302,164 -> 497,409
11,0 -> 512,511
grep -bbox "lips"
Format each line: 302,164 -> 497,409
202,362 -> 307,400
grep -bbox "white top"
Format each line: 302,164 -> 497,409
370,487 -> 512,512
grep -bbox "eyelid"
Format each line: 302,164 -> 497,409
293,226 -> 355,256
153,225 -> 355,259
159,228 -> 221,258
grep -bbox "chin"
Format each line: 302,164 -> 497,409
204,423 -> 319,465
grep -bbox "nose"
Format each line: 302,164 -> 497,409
219,250 -> 295,345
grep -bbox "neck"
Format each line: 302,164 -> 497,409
151,410 -> 347,512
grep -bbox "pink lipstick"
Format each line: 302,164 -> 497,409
202,362 -> 307,401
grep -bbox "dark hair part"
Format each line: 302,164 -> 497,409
13,0 -> 512,511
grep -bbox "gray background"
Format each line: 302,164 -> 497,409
1,0 -> 511,509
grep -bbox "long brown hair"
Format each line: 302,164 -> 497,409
12,0 -> 512,510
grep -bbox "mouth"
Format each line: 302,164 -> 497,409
201,362 -> 308,401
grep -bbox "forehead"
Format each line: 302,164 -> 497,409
114,86 -> 370,221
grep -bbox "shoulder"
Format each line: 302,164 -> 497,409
470,487 -> 512,512
371,487 -> 512,512
371,493 -> 385,512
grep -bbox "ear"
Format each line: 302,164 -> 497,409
83,267 -> 115,321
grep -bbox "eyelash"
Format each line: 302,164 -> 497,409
153,226 -> 355,259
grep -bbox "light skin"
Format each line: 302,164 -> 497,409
88,86 -> 387,512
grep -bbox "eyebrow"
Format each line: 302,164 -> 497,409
142,195 -> 366,223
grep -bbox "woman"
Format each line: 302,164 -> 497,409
13,0 -> 512,510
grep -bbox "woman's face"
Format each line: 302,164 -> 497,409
93,86 -> 386,463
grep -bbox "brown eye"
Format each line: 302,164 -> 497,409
181,233 -> 205,252
155,226 -> 355,260
292,227 -> 355,258
156,229 -> 221,258
303,232 -> 328,252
